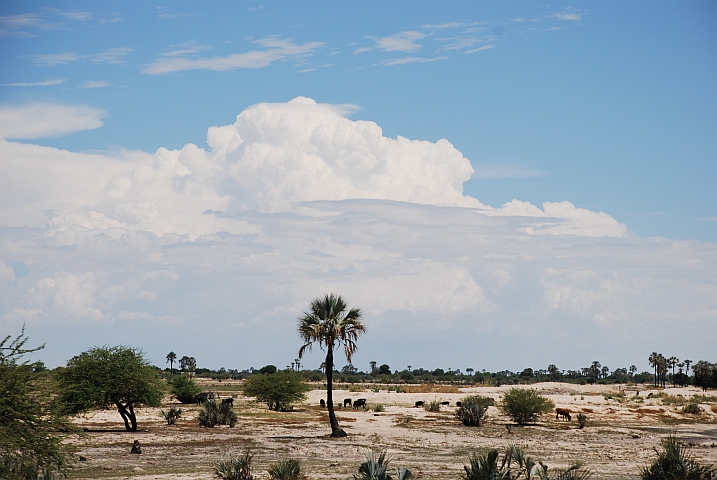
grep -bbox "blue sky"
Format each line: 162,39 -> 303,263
1,2 -> 716,373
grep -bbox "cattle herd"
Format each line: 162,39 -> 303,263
318,399 -> 463,409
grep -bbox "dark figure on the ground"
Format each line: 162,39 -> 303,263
130,440 -> 141,454
320,399 -> 326,408
353,398 -> 367,409
555,408 -> 572,421
415,400 -> 424,408
440,401 -> 450,406
456,401 -> 462,408
343,398 -> 352,407
221,398 -> 233,406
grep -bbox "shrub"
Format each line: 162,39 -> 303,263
425,401 -> 441,412
682,403 -> 702,414
461,445 -> 590,480
500,388 -> 554,425
199,400 -> 237,428
170,375 -> 203,404
456,395 -> 494,427
353,450 -> 412,480
214,451 -> 254,480
243,371 -> 310,412
161,406 -> 182,425
640,435 -> 716,480
577,413 -> 587,429
711,404 -> 717,414
373,404 -> 385,412
268,459 -> 305,480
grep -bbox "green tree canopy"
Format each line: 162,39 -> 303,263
500,388 -> 554,426
243,371 -> 310,411
170,374 -> 203,404
57,345 -> 165,431
0,327 -> 74,480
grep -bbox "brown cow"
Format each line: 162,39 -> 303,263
555,408 -> 571,421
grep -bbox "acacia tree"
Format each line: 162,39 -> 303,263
58,345 -> 165,431
0,327 -> 74,480
297,293 -> 366,438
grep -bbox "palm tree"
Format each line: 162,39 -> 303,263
649,352 -> 658,387
669,356 -> 678,387
298,293 -> 366,438
166,351 -> 177,377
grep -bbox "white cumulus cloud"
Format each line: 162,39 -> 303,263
0,103 -> 105,139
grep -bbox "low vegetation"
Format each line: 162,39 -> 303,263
461,445 -> 591,480
354,450 -> 412,480
214,451 -> 254,480
577,412 -> 588,429
268,459 -> 305,480
199,400 -> 237,428
456,395 -> 494,427
425,400 -> 441,412
161,406 -> 182,425
500,388 -> 555,425
640,435 -> 716,480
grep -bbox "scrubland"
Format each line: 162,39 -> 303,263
67,381 -> 717,480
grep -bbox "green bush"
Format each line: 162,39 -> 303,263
461,445 -> 590,480
199,400 -> 237,428
214,451 -> 254,480
577,413 -> 587,429
500,388 -> 554,425
160,406 -> 182,425
682,403 -> 702,414
641,435 -> 716,480
170,375 -> 202,404
353,450 -> 412,480
243,371 -> 310,412
456,395 -> 494,427
268,459 -> 304,480
373,403 -> 385,412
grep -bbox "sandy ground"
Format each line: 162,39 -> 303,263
65,382 -> 717,480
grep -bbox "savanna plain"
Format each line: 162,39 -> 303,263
68,380 -> 717,480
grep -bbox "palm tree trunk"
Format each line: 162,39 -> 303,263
325,347 -> 346,438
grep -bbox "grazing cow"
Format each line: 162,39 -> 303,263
195,392 -> 209,405
353,398 -> 367,409
415,401 -> 424,408
555,408 -> 571,421
440,401 -> 450,406
320,399 -> 326,408
456,401 -> 462,408
221,398 -> 233,407
343,398 -> 352,408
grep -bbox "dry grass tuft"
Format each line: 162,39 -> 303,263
711,404 -> 717,414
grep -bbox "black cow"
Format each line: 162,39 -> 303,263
456,401 -> 462,408
415,401 -> 424,408
353,398 -> 367,409
343,398 -> 352,407
440,401 -> 450,406
221,398 -> 234,406
320,399 -> 326,408
195,392 -> 209,405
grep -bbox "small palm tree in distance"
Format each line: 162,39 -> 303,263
166,351 -> 177,377
298,293 -> 366,438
